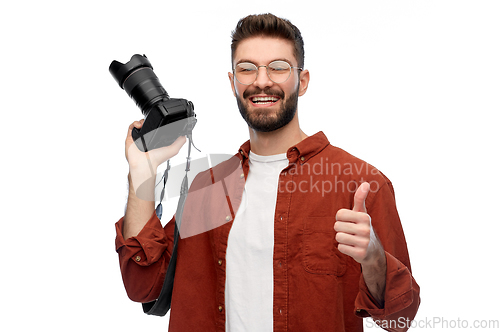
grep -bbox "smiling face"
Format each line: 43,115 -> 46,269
229,36 -> 309,133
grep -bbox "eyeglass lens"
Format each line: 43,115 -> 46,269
235,61 -> 292,85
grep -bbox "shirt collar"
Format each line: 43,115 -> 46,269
237,131 -> 330,165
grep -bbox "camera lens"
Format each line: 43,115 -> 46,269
109,54 -> 170,114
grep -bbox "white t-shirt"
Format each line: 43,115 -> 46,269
225,151 -> 289,331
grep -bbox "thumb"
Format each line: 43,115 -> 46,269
353,182 -> 370,213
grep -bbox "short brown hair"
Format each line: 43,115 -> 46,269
231,13 -> 305,69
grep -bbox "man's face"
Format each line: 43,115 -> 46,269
228,36 -> 309,132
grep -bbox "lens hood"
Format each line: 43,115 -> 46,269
109,54 -> 154,88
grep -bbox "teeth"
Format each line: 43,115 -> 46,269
251,96 -> 278,103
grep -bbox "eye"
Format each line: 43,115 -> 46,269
269,61 -> 290,73
236,63 -> 257,74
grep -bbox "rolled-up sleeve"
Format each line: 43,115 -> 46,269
355,252 -> 420,332
115,212 -> 175,303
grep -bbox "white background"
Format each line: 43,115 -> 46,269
1,0 -> 499,331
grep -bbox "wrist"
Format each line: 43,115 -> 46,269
361,249 -> 386,272
128,167 -> 157,201
362,239 -> 386,268
129,164 -> 157,178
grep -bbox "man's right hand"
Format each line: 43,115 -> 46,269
125,119 -> 187,201
125,119 -> 187,173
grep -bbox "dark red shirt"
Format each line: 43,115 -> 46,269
115,132 -> 420,331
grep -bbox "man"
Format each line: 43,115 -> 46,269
116,13 -> 420,331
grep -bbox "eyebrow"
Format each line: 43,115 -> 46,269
235,58 -> 295,66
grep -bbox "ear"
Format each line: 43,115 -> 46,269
228,72 -> 237,97
298,69 -> 310,97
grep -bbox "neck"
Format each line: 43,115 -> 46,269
248,113 -> 307,156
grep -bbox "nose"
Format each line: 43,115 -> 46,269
253,66 -> 274,89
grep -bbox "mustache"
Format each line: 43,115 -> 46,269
243,87 -> 285,100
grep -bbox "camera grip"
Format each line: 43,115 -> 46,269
131,126 -> 149,152
131,126 -> 141,142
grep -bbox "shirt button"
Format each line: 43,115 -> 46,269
225,215 -> 231,221
218,259 -> 223,266
240,173 -> 244,178
300,156 -> 305,162
218,305 -> 223,312
135,256 -> 141,262
240,150 -> 244,155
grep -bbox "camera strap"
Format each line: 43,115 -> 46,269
142,136 -> 193,316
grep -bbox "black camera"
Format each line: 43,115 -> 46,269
109,54 -> 197,152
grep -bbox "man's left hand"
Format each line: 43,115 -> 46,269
334,182 -> 384,266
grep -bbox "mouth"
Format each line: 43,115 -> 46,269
249,95 -> 280,107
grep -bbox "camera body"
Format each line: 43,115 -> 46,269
109,54 -> 197,152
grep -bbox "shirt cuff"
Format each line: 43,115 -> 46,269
115,212 -> 170,266
354,251 -> 419,320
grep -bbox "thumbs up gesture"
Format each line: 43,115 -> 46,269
334,182 -> 384,265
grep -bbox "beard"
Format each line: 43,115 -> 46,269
236,85 -> 299,133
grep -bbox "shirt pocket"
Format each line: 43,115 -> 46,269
302,217 -> 347,276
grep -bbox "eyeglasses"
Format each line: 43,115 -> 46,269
233,60 -> 303,85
